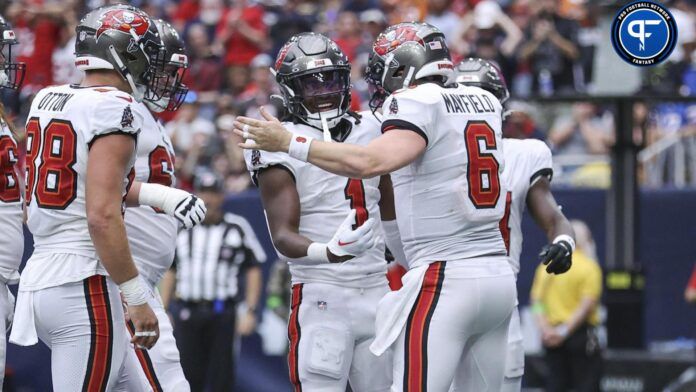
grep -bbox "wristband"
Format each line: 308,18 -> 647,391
288,134 -> 313,162
119,276 -> 148,306
307,242 -> 329,263
553,234 -> 576,252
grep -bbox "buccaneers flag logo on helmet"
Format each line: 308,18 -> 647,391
373,25 -> 424,56
96,9 -> 151,42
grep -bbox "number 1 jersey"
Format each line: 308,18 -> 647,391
25,85 -> 142,257
381,82 -> 508,267
245,113 -> 387,287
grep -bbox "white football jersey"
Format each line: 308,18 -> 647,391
381,82 -> 507,267
245,112 -> 387,287
0,120 -> 23,283
500,138 -> 553,275
124,102 -> 177,285
21,84 -> 142,290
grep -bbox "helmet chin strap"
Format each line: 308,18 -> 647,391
319,111 -> 332,143
403,66 -> 415,89
108,45 -> 143,101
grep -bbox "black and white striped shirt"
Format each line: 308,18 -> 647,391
173,213 -> 266,302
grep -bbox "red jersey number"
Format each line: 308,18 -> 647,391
0,135 -> 21,203
464,121 -> 501,209
344,178 -> 368,229
147,146 -> 174,187
498,191 -> 512,255
25,118 -> 78,209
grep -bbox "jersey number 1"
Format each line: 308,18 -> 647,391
344,178 -> 368,229
25,117 -> 78,209
464,121 -> 501,209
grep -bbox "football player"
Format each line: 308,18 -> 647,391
456,58 -> 575,392
244,33 -> 403,392
123,19 -> 191,392
237,22 -> 516,391
0,15 -> 25,387
10,6 -> 202,390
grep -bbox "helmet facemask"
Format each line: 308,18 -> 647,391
0,34 -> 25,91
283,68 -> 351,131
145,53 -> 188,112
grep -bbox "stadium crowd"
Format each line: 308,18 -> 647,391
2,0 -> 696,192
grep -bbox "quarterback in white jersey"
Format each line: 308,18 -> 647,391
237,23 -> 516,391
10,6 -> 203,391
0,15 -> 25,387
245,33 -> 401,392
456,57 -> 575,392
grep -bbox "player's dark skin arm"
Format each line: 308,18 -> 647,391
526,177 -> 574,243
378,174 -> 397,221
257,166 -> 348,262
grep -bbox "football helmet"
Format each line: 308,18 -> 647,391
0,15 -> 25,90
74,5 -> 165,102
366,22 -> 453,112
145,19 -> 189,112
274,33 -> 351,131
456,58 -> 509,104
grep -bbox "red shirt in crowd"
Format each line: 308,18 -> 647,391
14,15 -> 60,88
688,264 -> 696,291
217,5 -> 266,66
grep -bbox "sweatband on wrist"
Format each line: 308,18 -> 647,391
307,242 -> 329,263
119,276 -> 148,306
553,234 -> 576,252
382,220 -> 408,269
288,134 -> 313,162
138,183 -> 169,211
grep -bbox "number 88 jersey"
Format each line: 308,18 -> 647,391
245,113 -> 387,287
24,85 -> 143,256
381,82 -> 507,268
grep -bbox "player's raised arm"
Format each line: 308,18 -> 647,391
257,165 -> 377,263
235,107 -> 425,179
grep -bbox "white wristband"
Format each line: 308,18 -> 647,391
553,235 -> 576,252
288,134 -> 313,162
119,276 -> 148,306
307,242 -> 329,263
138,183 -> 187,215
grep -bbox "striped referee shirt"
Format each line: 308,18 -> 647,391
174,212 -> 266,302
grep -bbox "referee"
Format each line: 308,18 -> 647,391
161,171 -> 265,391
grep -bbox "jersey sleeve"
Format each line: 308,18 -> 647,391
380,92 -> 434,146
244,148 -> 298,186
527,139 -> 554,186
86,92 -> 142,145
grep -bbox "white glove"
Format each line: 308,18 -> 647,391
307,210 -> 378,263
138,183 -> 207,229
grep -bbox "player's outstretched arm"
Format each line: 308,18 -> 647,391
86,134 -> 159,349
125,181 -> 207,229
258,166 -> 377,262
235,107 -> 425,178
527,177 -> 575,274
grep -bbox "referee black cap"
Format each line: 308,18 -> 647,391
193,169 -> 224,192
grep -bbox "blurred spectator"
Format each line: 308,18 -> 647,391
266,0 -> 316,55
183,23 -> 224,108
686,264 -> 696,304
503,101 -> 546,140
333,11 -> 363,61
518,0 -> 581,96
237,54 -> 281,119
531,219 -> 603,392
424,0 -> 460,44
215,0 -> 268,67
360,8 -> 387,41
166,92 -> 216,156
548,103 -> 615,156
51,6 -> 82,85
379,0 -> 420,26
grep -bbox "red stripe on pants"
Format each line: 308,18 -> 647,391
83,275 -> 113,392
126,321 -> 164,392
288,284 -> 303,392
404,262 -> 445,392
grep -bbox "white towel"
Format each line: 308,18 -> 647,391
9,291 -> 38,346
370,264 -> 428,356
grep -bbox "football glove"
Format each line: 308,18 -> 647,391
327,210 -> 378,260
138,183 -> 207,229
539,235 -> 574,274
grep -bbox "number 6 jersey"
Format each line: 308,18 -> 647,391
21,84 -> 143,289
0,119 -> 23,284
245,113 -> 387,288
381,82 -> 508,267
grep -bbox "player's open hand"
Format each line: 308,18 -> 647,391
326,210 -> 378,262
234,106 -> 292,152
128,302 -> 160,350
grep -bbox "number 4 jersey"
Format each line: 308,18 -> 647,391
244,113 -> 387,287
124,102 -> 177,285
22,84 -> 143,289
381,82 -> 508,267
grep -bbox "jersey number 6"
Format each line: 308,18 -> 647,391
465,121 -> 501,209
25,117 -> 78,209
0,135 -> 21,203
